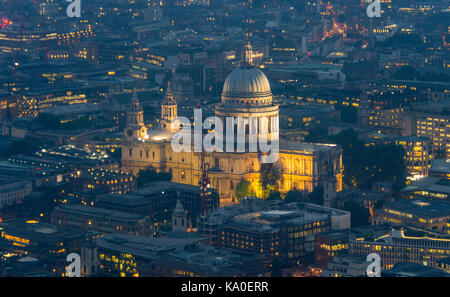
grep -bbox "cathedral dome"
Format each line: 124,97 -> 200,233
223,68 -> 271,97
221,67 -> 272,106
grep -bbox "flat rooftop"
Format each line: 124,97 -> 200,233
430,159 -> 450,175
54,205 -> 147,221
279,104 -> 335,117
132,181 -> 202,196
228,208 -> 330,233
382,199 -> 450,218
402,177 -> 450,195
279,140 -> 338,154
0,221 -> 91,245
96,234 -> 203,259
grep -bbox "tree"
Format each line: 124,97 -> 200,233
9,138 -> 40,156
267,191 -> 282,201
259,163 -> 280,199
61,115 -> 94,130
235,179 -> 255,201
420,72 -> 450,83
36,113 -> 61,129
384,33 -> 422,48
342,200 -> 371,227
137,169 -> 171,188
36,113 -> 95,131
308,185 -> 324,206
110,148 -> 122,160
336,14 -> 346,24
335,105 -> 357,124
393,65 -> 416,81
271,257 -> 283,277
284,189 -> 305,203
304,125 -> 329,143
330,129 -> 406,193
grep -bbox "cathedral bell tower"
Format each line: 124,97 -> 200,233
124,92 -> 147,141
160,84 -> 179,133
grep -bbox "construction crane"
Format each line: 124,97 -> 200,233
200,150 -> 210,216
196,149 -> 213,246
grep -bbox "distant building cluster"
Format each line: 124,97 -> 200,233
0,0 -> 449,278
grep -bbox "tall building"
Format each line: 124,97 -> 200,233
199,200 -> 350,269
51,204 -> 153,237
121,43 -> 343,204
314,224 -> 393,268
95,181 -> 219,228
412,99 -> 450,159
395,136 -> 433,179
0,221 -> 97,276
93,234 -> 265,277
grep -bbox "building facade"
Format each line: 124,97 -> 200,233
350,229 -> 450,270
121,43 -> 343,204
413,100 -> 450,159
0,179 -> 32,210
373,199 -> 450,233
395,136 -> 433,178
51,204 -> 153,237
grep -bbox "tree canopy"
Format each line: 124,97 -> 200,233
235,179 -> 255,201
36,113 -> 95,130
9,138 -> 41,156
137,169 -> 172,188
307,129 -> 407,193
267,191 -> 282,201
343,200 -> 371,227
393,65 -> 450,83
259,163 -> 280,199
284,189 -> 307,203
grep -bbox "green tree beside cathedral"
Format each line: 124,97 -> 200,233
235,179 -> 255,201
137,169 -> 172,188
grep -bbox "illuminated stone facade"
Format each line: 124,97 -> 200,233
122,44 -> 343,205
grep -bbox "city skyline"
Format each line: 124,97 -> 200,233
0,0 -> 449,284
